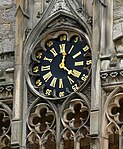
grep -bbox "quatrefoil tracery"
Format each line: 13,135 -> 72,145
28,103 -> 55,133
0,110 -> 10,136
108,94 -> 123,124
63,99 -> 89,129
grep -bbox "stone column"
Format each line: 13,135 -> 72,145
91,0 -> 107,147
91,1 -> 114,149
11,0 -> 25,148
105,0 -> 114,54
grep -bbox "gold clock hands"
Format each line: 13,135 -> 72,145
59,52 -> 76,75
59,52 -> 67,69
63,66 -> 72,75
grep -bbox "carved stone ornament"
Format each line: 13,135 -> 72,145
28,103 -> 55,134
0,103 -> 12,148
62,99 -> 89,129
27,102 -> 56,148
26,29 -> 92,100
105,92 -> 123,137
50,0 -> 71,14
26,95 -> 90,148
61,97 -> 90,148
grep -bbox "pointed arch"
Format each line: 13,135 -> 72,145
102,86 -> 123,149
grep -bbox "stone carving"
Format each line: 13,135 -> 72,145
103,91 -> 123,148
27,102 -> 56,148
0,84 -> 13,99
0,103 -> 12,148
100,69 -> 123,85
28,103 -> 55,133
62,99 -> 89,129
27,94 -> 90,148
61,98 -> 90,148
50,0 -> 71,14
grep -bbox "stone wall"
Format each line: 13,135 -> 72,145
0,0 -> 15,82
113,0 -> 123,40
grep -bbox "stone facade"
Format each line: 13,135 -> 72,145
0,0 -> 123,149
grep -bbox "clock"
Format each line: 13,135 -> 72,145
28,31 -> 92,99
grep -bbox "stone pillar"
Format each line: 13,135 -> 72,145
91,1 -> 114,149
11,0 -> 25,148
91,0 -> 106,147
105,0 -> 114,54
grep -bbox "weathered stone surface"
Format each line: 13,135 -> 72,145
0,61 -> 14,69
2,38 -> 15,52
0,0 -> 13,6
0,0 -> 15,54
113,22 -> 123,39
0,23 -> 11,35
1,6 -> 16,21
113,3 -> 123,23
113,0 -> 123,39
0,42 -> 2,52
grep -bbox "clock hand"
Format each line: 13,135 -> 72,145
59,61 -> 72,75
63,66 -> 72,75
59,52 -> 67,68
59,52 -> 73,75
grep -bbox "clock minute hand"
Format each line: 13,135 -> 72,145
59,52 -> 67,68
63,66 -> 72,75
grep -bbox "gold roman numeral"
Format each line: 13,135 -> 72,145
67,76 -> 74,84
41,65 -> 50,71
50,77 -> 57,87
43,72 -> 52,82
50,48 -> 58,57
83,45 -> 89,51
75,61 -> 84,66
44,57 -> 52,62
68,45 -> 74,54
72,69 -> 81,78
59,44 -> 66,53
72,51 -> 81,59
59,79 -> 64,88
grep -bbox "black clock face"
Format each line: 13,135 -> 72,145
28,32 -> 91,98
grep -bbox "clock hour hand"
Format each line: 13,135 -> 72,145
59,52 -> 73,75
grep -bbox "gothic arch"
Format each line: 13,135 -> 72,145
0,102 -> 12,148
26,92 -> 90,148
23,0 -> 92,56
102,86 -> 123,149
23,1 -> 92,148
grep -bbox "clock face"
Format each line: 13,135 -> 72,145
28,31 -> 91,99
